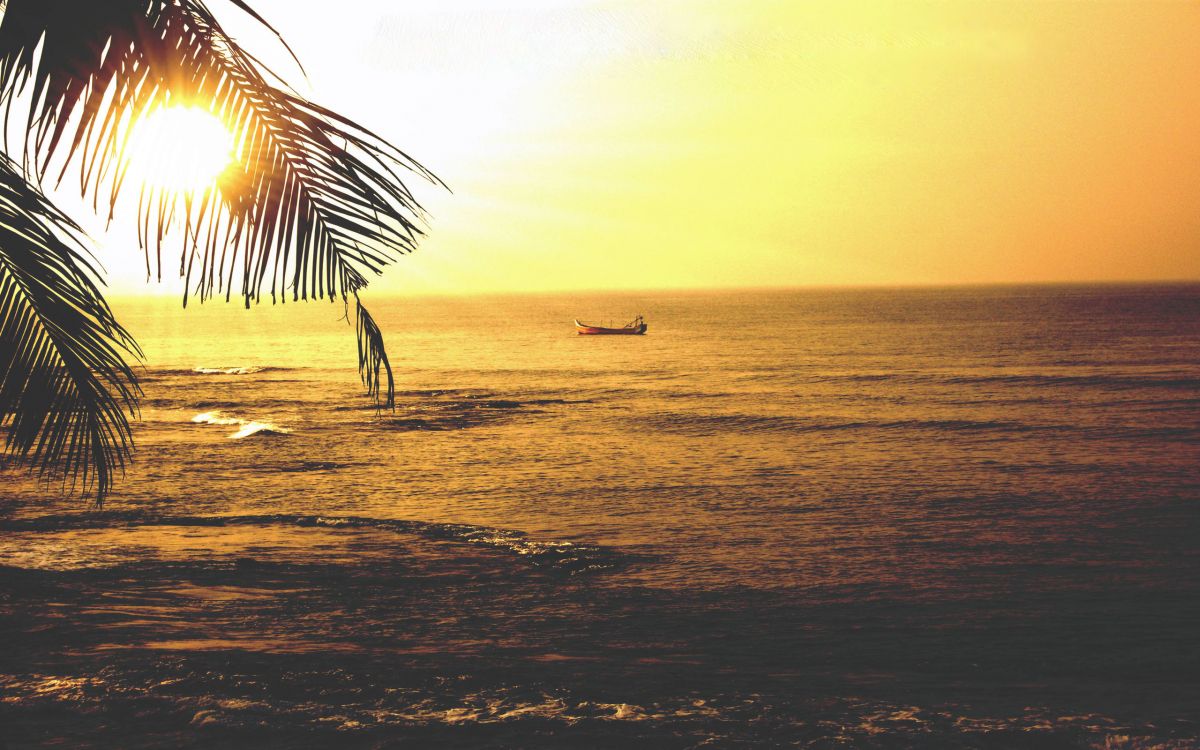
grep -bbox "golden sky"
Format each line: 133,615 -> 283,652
77,0 -> 1200,295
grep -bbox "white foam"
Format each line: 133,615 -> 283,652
192,366 -> 265,375
192,411 -> 242,426
191,411 -> 291,439
230,421 -> 291,440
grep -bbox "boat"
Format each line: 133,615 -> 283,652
574,314 -> 647,335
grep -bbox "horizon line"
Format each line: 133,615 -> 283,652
105,276 -> 1200,301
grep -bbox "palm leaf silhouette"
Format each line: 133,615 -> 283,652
0,155 -> 140,502
0,0 -> 439,499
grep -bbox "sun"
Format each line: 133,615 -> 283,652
125,106 -> 235,193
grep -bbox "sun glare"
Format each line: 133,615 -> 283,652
126,106 -> 234,193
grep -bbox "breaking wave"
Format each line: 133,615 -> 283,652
0,668 -> 1183,748
637,411 -> 1200,440
147,366 -> 292,378
193,366 -> 267,375
144,398 -> 308,412
804,371 -> 1200,390
377,396 -> 550,431
0,513 -> 624,575
192,411 -> 292,439
276,461 -> 353,473
639,412 -> 1041,436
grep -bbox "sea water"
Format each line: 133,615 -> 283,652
2,284 -> 1198,747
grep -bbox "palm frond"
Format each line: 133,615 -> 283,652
355,296 -> 393,409
0,155 -> 140,503
0,0 -> 440,406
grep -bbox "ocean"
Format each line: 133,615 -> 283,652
2,284 -> 1198,748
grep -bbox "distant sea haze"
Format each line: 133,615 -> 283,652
2,283 -> 1198,747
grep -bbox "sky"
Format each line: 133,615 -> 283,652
66,0 -> 1200,295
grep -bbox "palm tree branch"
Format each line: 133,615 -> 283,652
0,154 -> 141,502
0,0 -> 438,407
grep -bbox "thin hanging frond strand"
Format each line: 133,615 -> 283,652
355,295 -> 394,409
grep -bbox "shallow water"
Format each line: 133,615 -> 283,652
2,284 -> 1199,747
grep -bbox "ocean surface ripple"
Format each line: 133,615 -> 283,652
2,285 -> 1198,748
